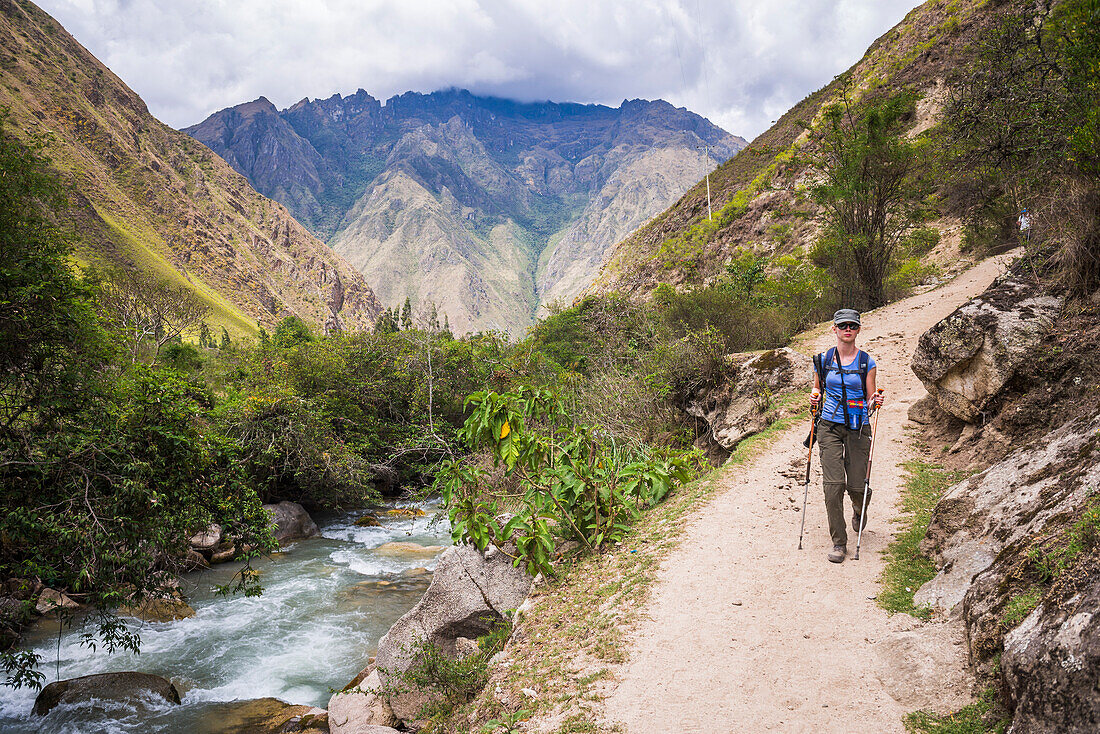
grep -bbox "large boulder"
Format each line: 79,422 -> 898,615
914,412 -> 1100,621
375,543 -> 533,724
373,542 -> 445,558
911,271 -> 1062,423
34,588 -> 80,615
190,523 -> 223,554
686,347 -> 811,451
118,596 -> 195,623
329,669 -> 400,732
187,698 -> 328,733
1002,585 -> 1100,734
33,672 -> 181,715
263,501 -> 321,545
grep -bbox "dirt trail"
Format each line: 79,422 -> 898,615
603,255 -> 1014,733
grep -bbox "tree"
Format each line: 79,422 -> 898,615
97,268 -> 210,361
400,296 -> 413,330
810,84 -> 918,308
0,117 -> 108,435
220,326 -> 231,349
198,321 -> 212,348
946,0 -> 1100,294
272,315 -> 312,349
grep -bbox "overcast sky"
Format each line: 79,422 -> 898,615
39,0 -> 919,139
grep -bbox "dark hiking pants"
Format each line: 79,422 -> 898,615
817,419 -> 872,548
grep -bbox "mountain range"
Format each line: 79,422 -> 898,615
186,90 -> 745,334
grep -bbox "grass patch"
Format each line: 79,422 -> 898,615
1000,587 -> 1042,629
878,461 -> 970,618
905,687 -> 1009,734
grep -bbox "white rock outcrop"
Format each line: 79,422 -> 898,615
911,272 -> 1062,423
374,543 -> 533,724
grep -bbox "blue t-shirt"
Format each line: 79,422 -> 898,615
818,351 -> 876,428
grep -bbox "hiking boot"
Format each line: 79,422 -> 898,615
852,514 -> 865,532
828,545 -> 847,563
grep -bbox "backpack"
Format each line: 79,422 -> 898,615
804,347 -> 870,446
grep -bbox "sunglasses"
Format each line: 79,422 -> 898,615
837,323 -> 860,331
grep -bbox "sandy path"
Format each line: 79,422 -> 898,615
603,255 -> 1014,733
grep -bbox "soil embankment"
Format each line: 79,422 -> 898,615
604,255 -> 1016,732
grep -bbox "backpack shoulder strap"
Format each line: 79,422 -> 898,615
858,350 -> 869,399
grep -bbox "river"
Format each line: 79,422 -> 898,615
0,503 -> 450,733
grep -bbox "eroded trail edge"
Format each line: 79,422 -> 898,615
603,256 -> 1014,733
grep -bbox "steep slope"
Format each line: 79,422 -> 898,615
0,0 -> 382,335
186,90 -> 744,334
586,0 -> 997,299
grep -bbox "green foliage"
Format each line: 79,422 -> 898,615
435,386 -> 698,576
946,0 -> 1100,293
1000,587 -> 1042,629
879,462 -> 970,618
217,328 -> 508,507
905,687 -> 1009,734
0,116 -> 110,435
271,315 -> 313,349
480,708 -> 532,734
1026,497 -> 1100,583
161,341 -> 203,372
1,365 -> 276,685
385,620 -> 514,727
810,84 -> 920,308
0,118 -> 274,685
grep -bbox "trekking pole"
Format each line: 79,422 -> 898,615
797,401 -> 821,550
853,389 -> 884,561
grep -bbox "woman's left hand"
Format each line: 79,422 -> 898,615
872,390 -> 885,409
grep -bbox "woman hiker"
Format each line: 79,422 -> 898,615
809,309 -> 884,563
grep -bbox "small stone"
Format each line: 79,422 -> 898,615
803,633 -> 811,639
521,687 -> 538,698
731,600 -> 743,606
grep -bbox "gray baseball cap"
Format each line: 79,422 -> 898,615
833,308 -> 861,326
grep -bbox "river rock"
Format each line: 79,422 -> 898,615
0,596 -> 30,628
210,542 -> 237,564
911,271 -> 1062,423
189,698 -> 328,733
119,596 -> 195,623
35,588 -> 79,615
354,513 -> 382,527
1001,586 -> 1100,734
263,501 -> 321,544
373,541 -> 444,558
329,669 -> 400,732
190,523 -> 223,554
33,672 -> 181,715
375,543 -> 533,724
685,347 -> 811,452
183,547 -> 210,571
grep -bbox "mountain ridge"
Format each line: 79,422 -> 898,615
186,88 -> 745,334
0,0 -> 383,335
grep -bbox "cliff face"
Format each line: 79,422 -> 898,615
0,0 -> 382,334
186,90 -> 745,334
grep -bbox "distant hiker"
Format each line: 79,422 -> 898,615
1018,209 -> 1031,242
809,309 -> 884,563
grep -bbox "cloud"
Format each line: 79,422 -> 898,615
38,0 -> 918,138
